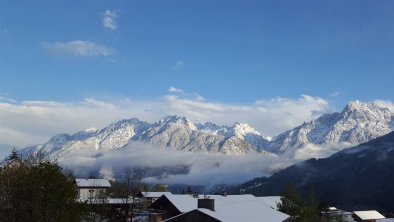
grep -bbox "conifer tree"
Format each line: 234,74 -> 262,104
8,147 -> 19,160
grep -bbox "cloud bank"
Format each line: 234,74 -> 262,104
292,142 -> 353,160
58,141 -> 294,185
0,95 -> 331,149
55,135 -> 354,185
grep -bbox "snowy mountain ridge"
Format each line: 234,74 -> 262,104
269,100 -> 394,154
23,101 -> 393,158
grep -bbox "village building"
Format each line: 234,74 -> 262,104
321,207 -> 355,222
148,193 -> 290,222
353,210 -> 386,222
74,178 -> 112,202
74,178 -> 139,220
138,191 -> 173,203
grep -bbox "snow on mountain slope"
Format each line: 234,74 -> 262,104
227,123 -> 269,152
196,122 -> 269,151
25,118 -> 151,157
269,101 -> 394,154
135,116 -> 226,153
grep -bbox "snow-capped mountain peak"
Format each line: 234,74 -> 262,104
269,101 -> 394,155
340,101 -> 392,124
158,115 -> 197,131
344,100 -> 363,110
231,122 -> 262,137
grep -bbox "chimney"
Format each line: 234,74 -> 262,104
198,197 -> 215,211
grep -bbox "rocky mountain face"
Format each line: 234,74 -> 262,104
135,116 -> 254,154
23,101 -> 393,158
238,131 -> 394,213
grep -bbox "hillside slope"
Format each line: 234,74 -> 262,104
241,132 -> 394,213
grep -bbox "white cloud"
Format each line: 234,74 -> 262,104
374,100 -> 394,112
0,94 -> 332,150
194,93 -> 205,101
330,91 -> 340,97
168,86 -> 184,93
172,60 -> 185,70
43,40 -> 115,57
292,142 -> 352,160
103,10 -> 118,31
168,87 -> 204,101
252,95 -> 329,132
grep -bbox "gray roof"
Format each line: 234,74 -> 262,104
161,194 -> 289,222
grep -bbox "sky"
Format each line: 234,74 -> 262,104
0,0 -> 393,157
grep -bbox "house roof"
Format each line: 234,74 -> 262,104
197,201 -> 289,222
161,194 -> 200,213
161,194 -> 289,222
162,194 -> 257,213
353,210 -> 385,220
75,179 -> 111,188
256,196 -> 282,210
140,192 -> 172,198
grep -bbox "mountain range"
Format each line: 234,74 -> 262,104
23,101 -> 393,159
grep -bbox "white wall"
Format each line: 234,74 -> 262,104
78,188 -> 108,202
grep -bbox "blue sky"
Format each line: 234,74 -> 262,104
1,0 -> 393,103
0,0 -> 393,156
